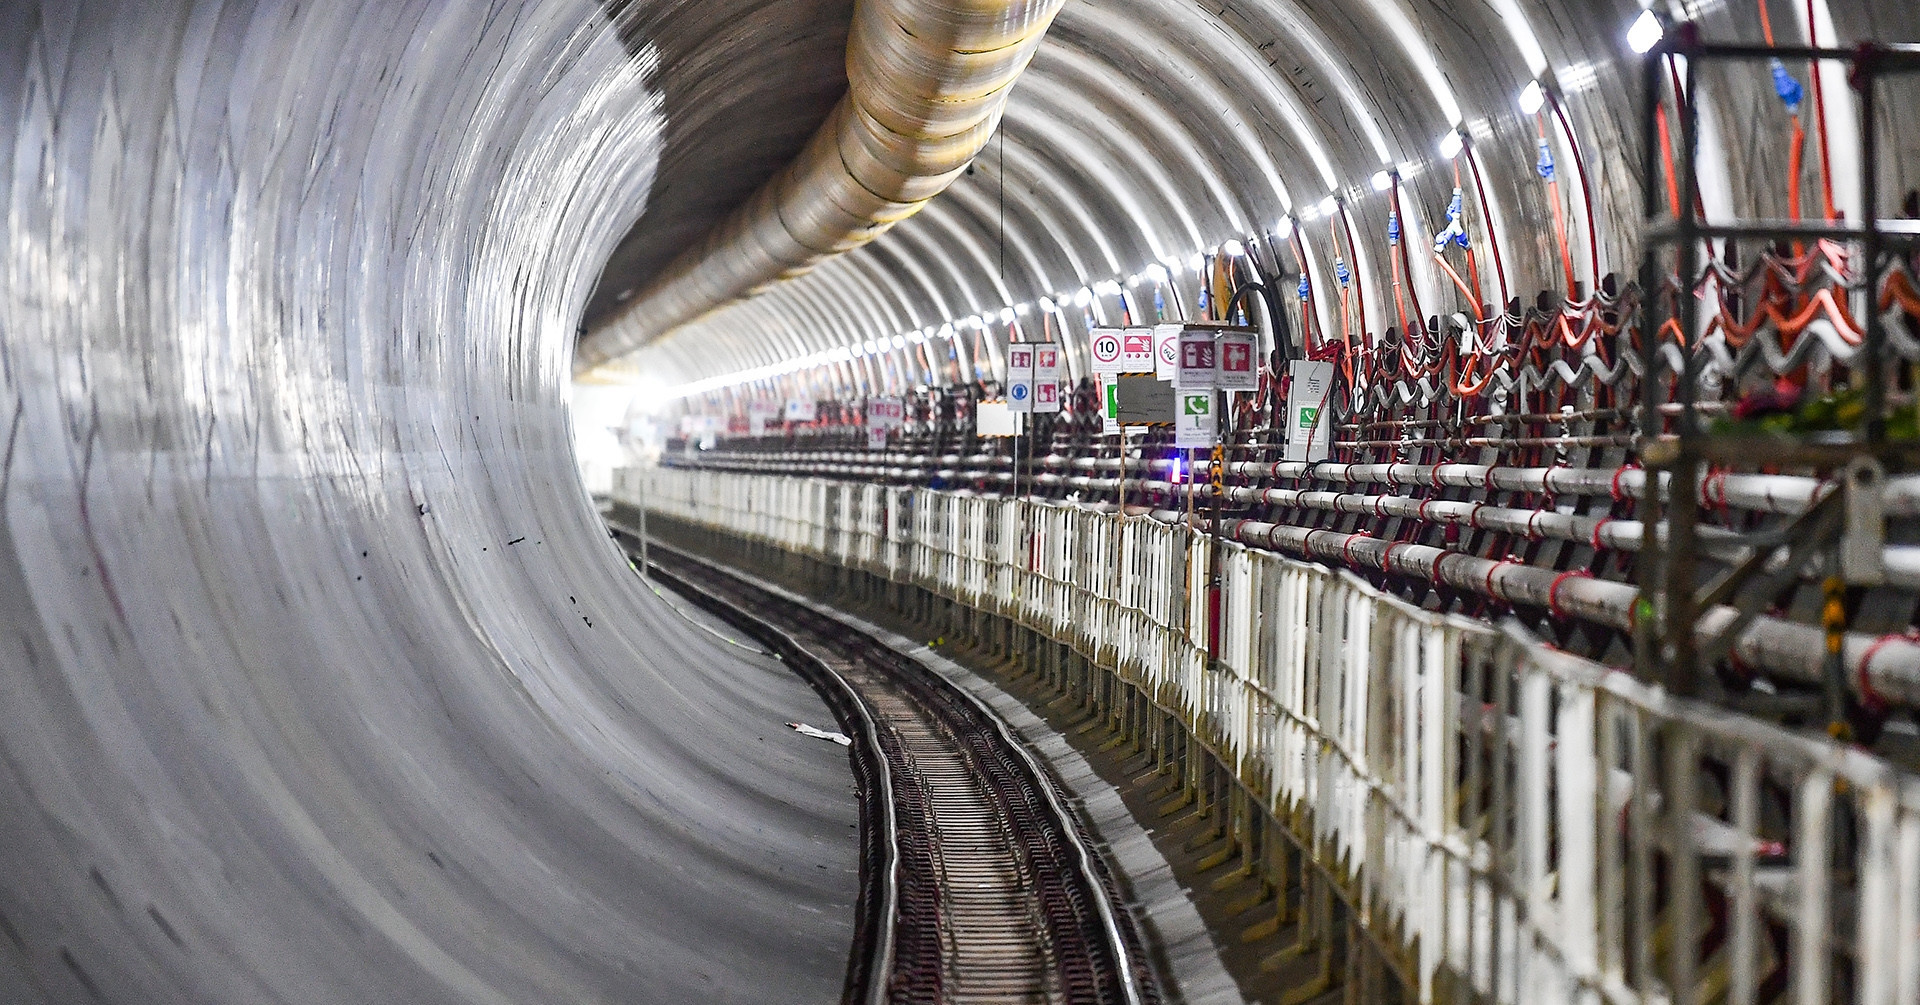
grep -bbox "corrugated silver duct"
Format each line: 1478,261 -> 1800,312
576,0 -> 1065,372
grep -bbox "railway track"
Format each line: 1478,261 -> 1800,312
622,533 -> 1157,1005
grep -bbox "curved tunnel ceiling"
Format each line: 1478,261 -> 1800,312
579,0 -> 852,330
4,0 -> 1920,1002
613,0 -> 1920,397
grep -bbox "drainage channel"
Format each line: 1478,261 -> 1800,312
628,536 -> 1158,1005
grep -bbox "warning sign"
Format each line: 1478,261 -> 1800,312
1122,328 -> 1156,370
1175,329 -> 1216,389
866,396 -> 904,448
1090,329 -> 1123,373
1216,331 -> 1258,391
1033,344 -> 1061,414
1153,323 -> 1181,381
1007,345 -> 1035,413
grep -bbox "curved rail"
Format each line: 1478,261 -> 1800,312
628,533 -> 1151,1004
928,648 -> 1144,1005
614,529 -> 900,1005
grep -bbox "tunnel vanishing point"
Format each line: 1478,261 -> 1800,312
7,0 -> 1920,1003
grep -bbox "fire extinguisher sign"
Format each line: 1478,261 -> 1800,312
1216,331 -> 1258,391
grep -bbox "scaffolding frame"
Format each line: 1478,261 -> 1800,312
1632,29 -> 1920,726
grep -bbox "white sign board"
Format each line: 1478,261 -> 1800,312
1089,328 -> 1124,374
1175,390 -> 1216,447
1006,344 -> 1035,413
1032,343 -> 1061,413
1216,331 -> 1259,391
1098,374 -> 1120,434
976,399 -> 1021,437
1285,359 -> 1335,462
785,399 -> 816,422
866,396 -> 904,449
1175,329 -> 1217,389
1153,323 -> 1181,381
1122,327 -> 1156,371
866,396 -> 905,429
748,399 -> 780,436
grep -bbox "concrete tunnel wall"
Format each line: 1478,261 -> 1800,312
6,0 -> 1920,1002
1,2 -> 860,1002
629,0 -> 1920,397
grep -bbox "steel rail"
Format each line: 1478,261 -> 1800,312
612,527 -> 900,1005
631,533 -> 1149,1005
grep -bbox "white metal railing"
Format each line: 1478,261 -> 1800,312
618,466 -> 1920,1005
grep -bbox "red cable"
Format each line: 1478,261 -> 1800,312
1460,140 -> 1512,311
1655,103 -> 1683,220
1538,112 -> 1578,295
1547,94 -> 1602,294
1805,0 -> 1837,221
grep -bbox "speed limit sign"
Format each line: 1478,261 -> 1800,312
1090,328 -> 1124,373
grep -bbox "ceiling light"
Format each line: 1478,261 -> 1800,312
1370,170 -> 1393,192
1145,263 -> 1169,284
1221,239 -> 1245,257
999,307 -> 1016,323
1160,254 -> 1184,275
1318,196 -> 1338,217
1438,129 -> 1464,160
1038,296 -> 1056,311
1274,217 -> 1294,239
1187,252 -> 1205,273
1126,274 -> 1142,287
1014,302 -> 1030,314
892,334 -> 907,349
1073,286 -> 1093,308
1627,9 -> 1662,54
1298,203 -> 1320,222
1517,80 -> 1546,114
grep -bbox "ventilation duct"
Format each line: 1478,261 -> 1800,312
576,0 -> 1064,373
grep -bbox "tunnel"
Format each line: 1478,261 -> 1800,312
6,0 -> 1920,1003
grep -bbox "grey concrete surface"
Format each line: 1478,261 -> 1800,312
0,2 -> 858,1002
